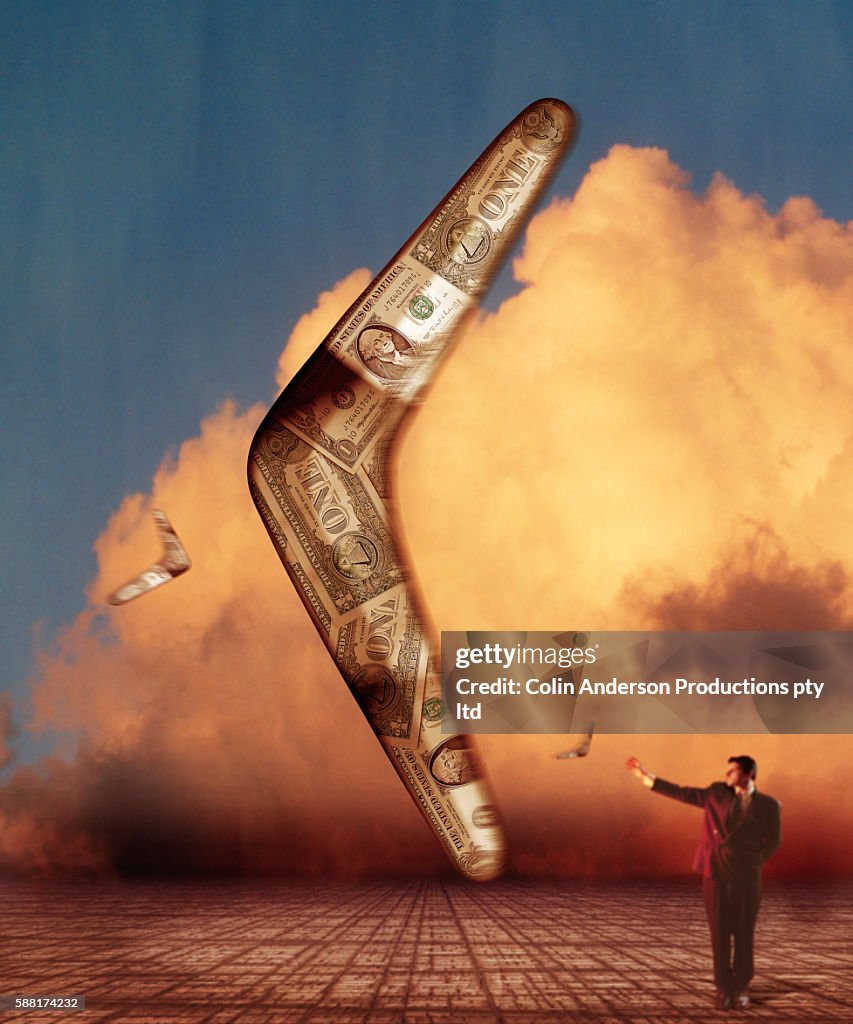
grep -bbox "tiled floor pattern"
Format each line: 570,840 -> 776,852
1,880 -> 850,1023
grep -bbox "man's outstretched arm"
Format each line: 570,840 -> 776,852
625,756 -> 711,807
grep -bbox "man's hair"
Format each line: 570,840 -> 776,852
729,755 -> 757,780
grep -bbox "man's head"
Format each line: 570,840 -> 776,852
726,755 -> 757,788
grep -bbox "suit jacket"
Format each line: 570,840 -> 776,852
652,778 -> 782,881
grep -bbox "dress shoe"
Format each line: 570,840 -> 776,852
734,990 -> 750,1009
714,989 -> 733,1010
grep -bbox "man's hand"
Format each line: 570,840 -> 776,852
626,756 -> 655,787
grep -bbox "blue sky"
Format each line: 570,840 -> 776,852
1,0 -> 851,767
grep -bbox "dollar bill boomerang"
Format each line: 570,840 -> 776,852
107,509 -> 191,606
248,100 -> 577,880
555,722 -> 595,760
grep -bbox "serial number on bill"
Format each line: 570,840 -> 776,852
0,996 -> 85,1011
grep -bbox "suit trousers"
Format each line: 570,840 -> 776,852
703,874 -> 762,993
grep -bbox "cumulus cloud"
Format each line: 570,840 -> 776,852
4,146 -> 852,877
398,145 -> 853,634
11,274 -> 435,878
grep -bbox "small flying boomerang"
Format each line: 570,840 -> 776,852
107,509 -> 191,605
554,722 -> 595,759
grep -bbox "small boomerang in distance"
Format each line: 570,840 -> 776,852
107,509 -> 191,605
554,723 -> 595,759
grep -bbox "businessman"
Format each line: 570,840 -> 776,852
626,754 -> 782,1011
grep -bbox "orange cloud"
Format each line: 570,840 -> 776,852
398,145 -> 853,634
3,145 -> 852,878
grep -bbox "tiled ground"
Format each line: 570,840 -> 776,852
0,880 -> 850,1023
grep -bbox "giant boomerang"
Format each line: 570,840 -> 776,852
249,100 -> 577,879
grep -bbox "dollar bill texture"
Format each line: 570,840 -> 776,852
249,99 -> 576,880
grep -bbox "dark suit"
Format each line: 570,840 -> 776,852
652,778 -> 782,993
